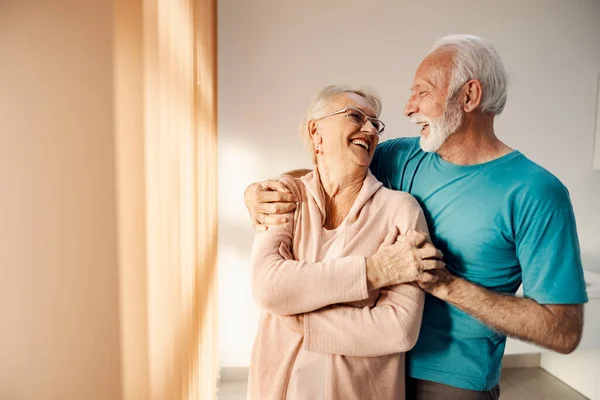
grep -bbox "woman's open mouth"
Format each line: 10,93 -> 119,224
350,138 -> 370,151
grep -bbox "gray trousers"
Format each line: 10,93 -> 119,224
407,377 -> 500,400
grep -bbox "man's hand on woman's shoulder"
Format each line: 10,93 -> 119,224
244,179 -> 298,231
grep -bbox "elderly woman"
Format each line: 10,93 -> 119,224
247,85 -> 442,399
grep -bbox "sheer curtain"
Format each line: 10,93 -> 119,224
114,0 -> 217,398
196,0 -> 219,398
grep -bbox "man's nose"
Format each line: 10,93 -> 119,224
404,95 -> 418,117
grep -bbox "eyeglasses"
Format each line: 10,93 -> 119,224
315,107 -> 385,135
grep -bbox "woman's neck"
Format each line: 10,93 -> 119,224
316,163 -> 366,229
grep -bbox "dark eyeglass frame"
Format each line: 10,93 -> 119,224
315,107 -> 385,135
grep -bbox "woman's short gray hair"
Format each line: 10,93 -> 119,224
300,85 -> 382,165
430,34 -> 508,116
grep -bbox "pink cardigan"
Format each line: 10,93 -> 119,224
248,170 -> 428,400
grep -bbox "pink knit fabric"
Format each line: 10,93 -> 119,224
248,170 -> 428,400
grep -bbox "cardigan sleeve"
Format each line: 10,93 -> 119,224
250,178 -> 369,316
298,204 -> 429,356
300,283 -> 424,356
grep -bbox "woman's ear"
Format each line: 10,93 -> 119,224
307,120 -> 322,145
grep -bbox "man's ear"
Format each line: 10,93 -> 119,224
462,79 -> 483,113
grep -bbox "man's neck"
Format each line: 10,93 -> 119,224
436,117 -> 513,165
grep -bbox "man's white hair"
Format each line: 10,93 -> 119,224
430,34 -> 508,116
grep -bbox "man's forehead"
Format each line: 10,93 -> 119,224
421,48 -> 453,70
411,53 -> 453,88
410,70 -> 440,89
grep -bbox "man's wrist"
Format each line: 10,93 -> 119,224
433,272 -> 461,300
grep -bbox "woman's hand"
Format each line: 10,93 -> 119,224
366,227 -> 445,290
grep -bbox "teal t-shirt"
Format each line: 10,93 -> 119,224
370,137 -> 588,391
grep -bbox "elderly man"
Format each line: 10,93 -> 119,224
244,34 -> 588,400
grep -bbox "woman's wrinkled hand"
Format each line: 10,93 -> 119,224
366,227 -> 445,290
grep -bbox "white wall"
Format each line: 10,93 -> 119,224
541,350 -> 600,399
538,274 -> 600,399
218,0 -> 600,367
0,1 -> 122,399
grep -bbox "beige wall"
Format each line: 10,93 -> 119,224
0,1 -> 122,399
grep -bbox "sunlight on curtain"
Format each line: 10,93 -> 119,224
143,0 -> 217,398
115,0 -> 217,397
196,0 -> 218,398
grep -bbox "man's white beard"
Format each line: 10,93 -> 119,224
417,98 -> 464,153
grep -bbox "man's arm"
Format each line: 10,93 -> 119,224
419,270 -> 583,354
279,169 -> 311,178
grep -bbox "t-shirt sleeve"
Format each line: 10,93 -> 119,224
516,186 -> 588,304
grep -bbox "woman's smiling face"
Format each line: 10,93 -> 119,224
311,92 -> 381,169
